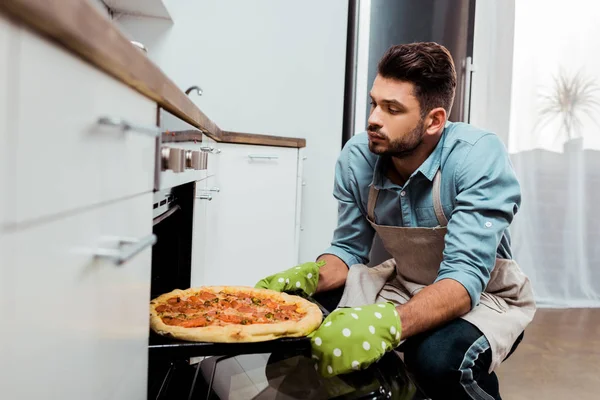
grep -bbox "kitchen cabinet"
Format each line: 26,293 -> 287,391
0,13 -> 16,228
0,14 -> 17,395
11,27 -> 157,226
7,193 -> 153,400
200,143 -> 302,287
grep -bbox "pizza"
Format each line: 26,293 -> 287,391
149,286 -> 323,343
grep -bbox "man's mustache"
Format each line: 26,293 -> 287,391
367,125 -> 386,138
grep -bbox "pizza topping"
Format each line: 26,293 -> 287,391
198,291 -> 217,301
237,306 -> 254,313
155,289 -> 307,328
279,304 -> 298,312
179,317 -> 209,328
155,305 -> 167,313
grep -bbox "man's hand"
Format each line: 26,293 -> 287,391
314,254 -> 349,293
254,261 -> 325,296
310,302 -> 402,377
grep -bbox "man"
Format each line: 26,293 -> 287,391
256,42 -> 536,400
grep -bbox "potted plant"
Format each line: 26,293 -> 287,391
534,69 -> 600,152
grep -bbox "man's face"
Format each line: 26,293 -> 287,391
367,75 -> 425,157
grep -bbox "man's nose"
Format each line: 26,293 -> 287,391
368,107 -> 383,130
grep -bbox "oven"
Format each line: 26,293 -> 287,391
146,109 -> 423,400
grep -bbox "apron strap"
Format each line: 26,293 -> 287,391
432,169 -> 449,227
367,185 -> 380,223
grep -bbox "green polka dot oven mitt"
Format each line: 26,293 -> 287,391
310,302 -> 402,377
254,260 -> 325,296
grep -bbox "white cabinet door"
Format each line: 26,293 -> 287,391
191,178 -> 208,287
0,15 -> 18,394
0,13 -> 17,227
0,232 -> 15,396
12,28 -> 156,225
203,144 -> 299,287
8,193 -> 153,400
204,135 -> 219,177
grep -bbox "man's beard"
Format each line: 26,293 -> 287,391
368,119 -> 425,158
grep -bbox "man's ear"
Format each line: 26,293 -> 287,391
425,107 -> 447,136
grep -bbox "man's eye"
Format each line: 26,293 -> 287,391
389,108 -> 400,114
369,101 -> 376,106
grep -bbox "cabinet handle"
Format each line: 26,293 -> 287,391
130,41 -> 147,53
97,116 -> 160,137
248,154 -> 279,160
207,187 -> 220,192
461,56 -> 476,123
93,234 -> 157,266
200,146 -> 221,154
196,194 -> 213,201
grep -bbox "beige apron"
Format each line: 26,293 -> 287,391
337,170 -> 536,373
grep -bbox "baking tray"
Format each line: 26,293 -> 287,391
148,295 -> 329,360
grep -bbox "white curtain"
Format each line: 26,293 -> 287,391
508,0 -> 600,307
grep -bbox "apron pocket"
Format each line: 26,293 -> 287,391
480,292 -> 508,313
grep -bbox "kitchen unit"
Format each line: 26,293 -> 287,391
1,14 -> 158,399
0,1 -> 424,399
0,1 -> 306,399
192,140 -> 305,288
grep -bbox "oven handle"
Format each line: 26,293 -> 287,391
97,116 -> 160,137
93,234 -> 157,265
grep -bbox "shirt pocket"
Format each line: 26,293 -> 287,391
415,205 -> 453,227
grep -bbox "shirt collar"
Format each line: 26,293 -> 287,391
371,157 -> 396,190
415,130 -> 445,182
370,125 -> 447,189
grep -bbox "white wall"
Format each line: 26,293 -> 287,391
470,0 -> 516,144
115,0 -> 349,264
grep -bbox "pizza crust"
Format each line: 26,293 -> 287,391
149,286 -> 323,343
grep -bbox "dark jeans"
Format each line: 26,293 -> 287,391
400,319 -> 523,400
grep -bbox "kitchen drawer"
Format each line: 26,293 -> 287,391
7,193 -> 153,400
11,27 -> 157,225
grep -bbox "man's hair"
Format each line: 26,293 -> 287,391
377,42 -> 457,117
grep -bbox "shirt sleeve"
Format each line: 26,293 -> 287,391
435,134 -> 521,309
319,142 -> 376,268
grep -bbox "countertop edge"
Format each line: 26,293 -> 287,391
162,130 -> 306,149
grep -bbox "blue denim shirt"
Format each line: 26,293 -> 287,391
321,122 -> 521,309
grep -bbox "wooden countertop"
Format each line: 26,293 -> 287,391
0,0 -> 306,149
162,130 -> 306,149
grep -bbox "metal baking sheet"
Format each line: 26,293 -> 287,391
148,332 -> 312,359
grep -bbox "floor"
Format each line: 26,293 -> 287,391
496,308 -> 600,400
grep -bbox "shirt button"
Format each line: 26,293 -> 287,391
400,191 -> 406,197
485,221 -> 492,228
